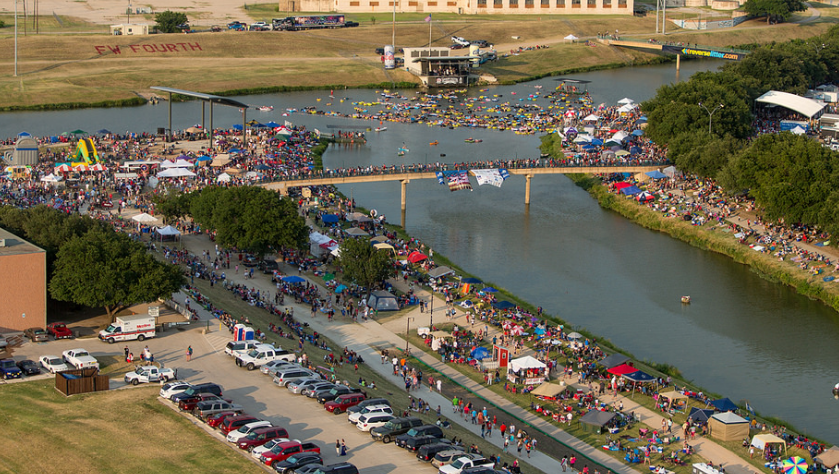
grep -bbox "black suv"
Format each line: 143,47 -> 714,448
395,424 -> 445,449
260,259 -> 279,273
171,382 -> 223,404
417,442 -> 458,462
370,416 -> 423,443
312,463 -> 358,474
316,385 -> 364,404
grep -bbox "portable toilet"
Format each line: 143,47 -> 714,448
3,132 -> 39,166
233,323 -> 246,341
243,326 -> 255,341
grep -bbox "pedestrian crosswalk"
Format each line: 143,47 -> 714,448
203,329 -> 231,353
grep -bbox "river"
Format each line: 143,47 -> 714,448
2,59 -> 836,443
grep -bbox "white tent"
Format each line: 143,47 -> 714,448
573,134 -> 594,143
344,227 -> 369,237
611,130 -> 629,142
132,212 -> 158,223
509,355 -> 547,372
750,434 -> 787,452
791,126 -> 807,135
157,168 -> 196,178
663,166 -> 680,179
564,34 -> 579,42
156,225 -> 181,236
39,173 -> 63,183
173,158 -> 194,167
618,97 -> 635,105
159,160 -> 177,168
217,172 -> 232,182
583,114 -> 601,121
617,103 -> 637,113
756,90 -> 826,119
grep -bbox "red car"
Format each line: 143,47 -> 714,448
46,322 -> 73,339
259,440 -> 320,465
324,393 -> 366,415
236,426 -> 289,451
220,415 -> 260,435
207,411 -> 239,428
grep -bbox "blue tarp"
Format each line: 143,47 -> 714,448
493,300 -> 516,310
196,155 -> 212,162
321,214 -> 340,223
470,347 -> 491,360
483,287 -> 498,293
623,370 -> 655,382
711,398 -> 739,412
621,186 -> 643,196
646,170 -> 667,179
462,277 -> 482,284
282,276 -> 306,283
590,138 -> 604,145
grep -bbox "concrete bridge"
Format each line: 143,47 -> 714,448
260,164 -> 663,227
606,39 -> 749,70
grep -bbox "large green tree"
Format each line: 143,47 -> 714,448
336,237 -> 396,298
719,133 -> 839,225
190,186 -> 308,255
154,10 -> 188,33
153,189 -> 193,224
50,228 -> 185,320
743,0 -> 805,23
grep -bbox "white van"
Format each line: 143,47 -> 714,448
348,404 -> 393,424
99,315 -> 155,343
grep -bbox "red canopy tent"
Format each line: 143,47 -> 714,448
607,363 -> 637,375
407,251 -> 428,263
613,182 -> 632,190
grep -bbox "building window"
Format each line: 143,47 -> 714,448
525,0 -> 534,7
587,0 -> 595,6
448,1 -> 457,4
618,0 -> 626,6
571,0 -> 580,7
541,0 -> 550,6
369,1 -> 379,5
478,0 -> 487,6
427,1 -> 437,4
509,0 -> 518,7
350,1 -> 360,5
494,0 -> 503,7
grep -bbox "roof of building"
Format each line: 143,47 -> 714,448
150,87 -> 250,109
756,90 -> 826,119
0,228 -> 45,257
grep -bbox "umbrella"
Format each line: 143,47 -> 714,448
631,129 -> 644,136
483,287 -> 498,293
266,121 -> 281,128
132,213 -> 158,223
196,155 -> 212,162
334,284 -> 348,293
615,150 -> 630,156
97,129 -> 112,134
231,124 -> 244,131
617,97 -> 635,105
70,129 -> 87,135
407,251 -> 428,263
322,273 -> 335,282
462,277 -> 482,284
783,457 -> 807,474
282,276 -> 306,283
567,331 -> 584,341
321,214 -> 340,224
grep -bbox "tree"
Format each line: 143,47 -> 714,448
336,237 -> 396,298
189,186 -> 308,255
743,0 -> 804,23
152,189 -> 192,224
155,10 -> 188,33
667,131 -> 745,179
49,228 -> 185,320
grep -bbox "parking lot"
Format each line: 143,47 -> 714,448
6,326 -> 426,474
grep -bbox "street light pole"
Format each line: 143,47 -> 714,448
428,289 -> 434,328
406,317 -> 414,354
698,102 -> 724,135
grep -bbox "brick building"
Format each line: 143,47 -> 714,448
0,228 -> 46,332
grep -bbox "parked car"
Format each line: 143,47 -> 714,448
260,259 -> 279,273
251,437 -> 293,459
261,359 -> 299,376
304,382 -> 336,398
210,25 -> 222,32
347,404 -> 392,423
220,415 -> 260,435
273,368 -> 318,387
224,340 -> 259,357
0,359 -> 23,379
62,348 -> 99,369
399,434 -> 446,452
227,21 -> 246,28
438,454 -> 495,474
124,365 -> 176,385
311,463 -> 358,474
432,448 -> 469,468
237,426 -> 290,451
316,385 -> 364,404
178,393 -> 226,412
259,440 -> 320,466
355,413 -> 394,432
417,442 -> 459,462
16,359 -> 41,375
24,327 -> 49,342
324,393 -> 366,414
46,322 -> 73,339
395,424 -> 445,449
194,400 -> 243,420
159,381 -> 192,400
271,453 -> 323,473
471,39 -> 489,47
295,464 -> 325,474
38,355 -> 69,373
287,378 -> 327,394
370,416 -> 423,443
345,21 -> 359,27
227,420 -> 273,442
346,397 -> 390,416
170,382 -> 223,404
206,411 -> 239,428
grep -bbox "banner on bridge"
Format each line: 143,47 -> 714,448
661,45 -> 746,61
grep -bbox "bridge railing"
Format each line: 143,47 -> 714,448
260,157 -> 672,183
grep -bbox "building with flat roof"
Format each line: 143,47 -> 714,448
0,228 -> 46,332
279,0 -> 633,15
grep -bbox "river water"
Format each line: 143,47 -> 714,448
2,59 -> 836,443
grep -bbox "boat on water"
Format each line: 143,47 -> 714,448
681,296 -> 691,304
257,106 -> 273,111
833,383 -> 839,398
430,141 -> 439,146
375,127 -> 387,132
465,138 -> 482,143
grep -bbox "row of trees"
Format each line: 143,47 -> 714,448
640,24 -> 839,235
0,206 -> 184,319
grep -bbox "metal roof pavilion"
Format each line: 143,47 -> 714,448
150,86 -> 251,150
150,86 -> 249,108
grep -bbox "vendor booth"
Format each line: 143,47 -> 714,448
155,225 -> 181,242
688,408 -> 715,423
751,434 -> 788,454
660,390 -> 690,412
708,412 -> 749,442
599,353 -> 630,369
507,356 -> 548,385
579,410 -> 617,434
493,345 -> 509,368
815,446 -> 839,469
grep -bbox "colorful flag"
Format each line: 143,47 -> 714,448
447,171 -> 472,192
425,14 -> 432,22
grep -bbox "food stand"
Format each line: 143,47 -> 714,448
507,355 -> 548,385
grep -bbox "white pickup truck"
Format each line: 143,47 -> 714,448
62,348 -> 100,369
124,365 -> 177,385
235,344 -> 296,371
438,454 -> 495,474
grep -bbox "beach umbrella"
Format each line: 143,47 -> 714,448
617,97 -> 635,105
70,129 -> 87,135
334,284 -> 348,293
97,129 -> 112,134
631,129 -> 644,136
282,275 -> 306,284
266,121 -> 281,128
196,155 -> 212,162
407,251 -> 428,263
615,150 -> 630,157
783,457 -> 807,474
231,124 -> 244,131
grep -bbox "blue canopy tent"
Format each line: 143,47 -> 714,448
196,155 -> 212,162
282,275 -> 306,284
266,121 -> 281,128
621,186 -> 643,196
689,408 -> 715,423
598,353 -> 630,369
623,370 -> 654,383
334,284 -> 348,293
493,300 -> 516,310
231,124 -> 244,130
711,398 -> 739,412
462,277 -> 482,284
483,287 -> 498,293
631,129 -> 644,136
590,138 -> 604,146
470,347 -> 491,360
645,170 -> 667,179
321,214 -> 340,224
256,164 -> 272,170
